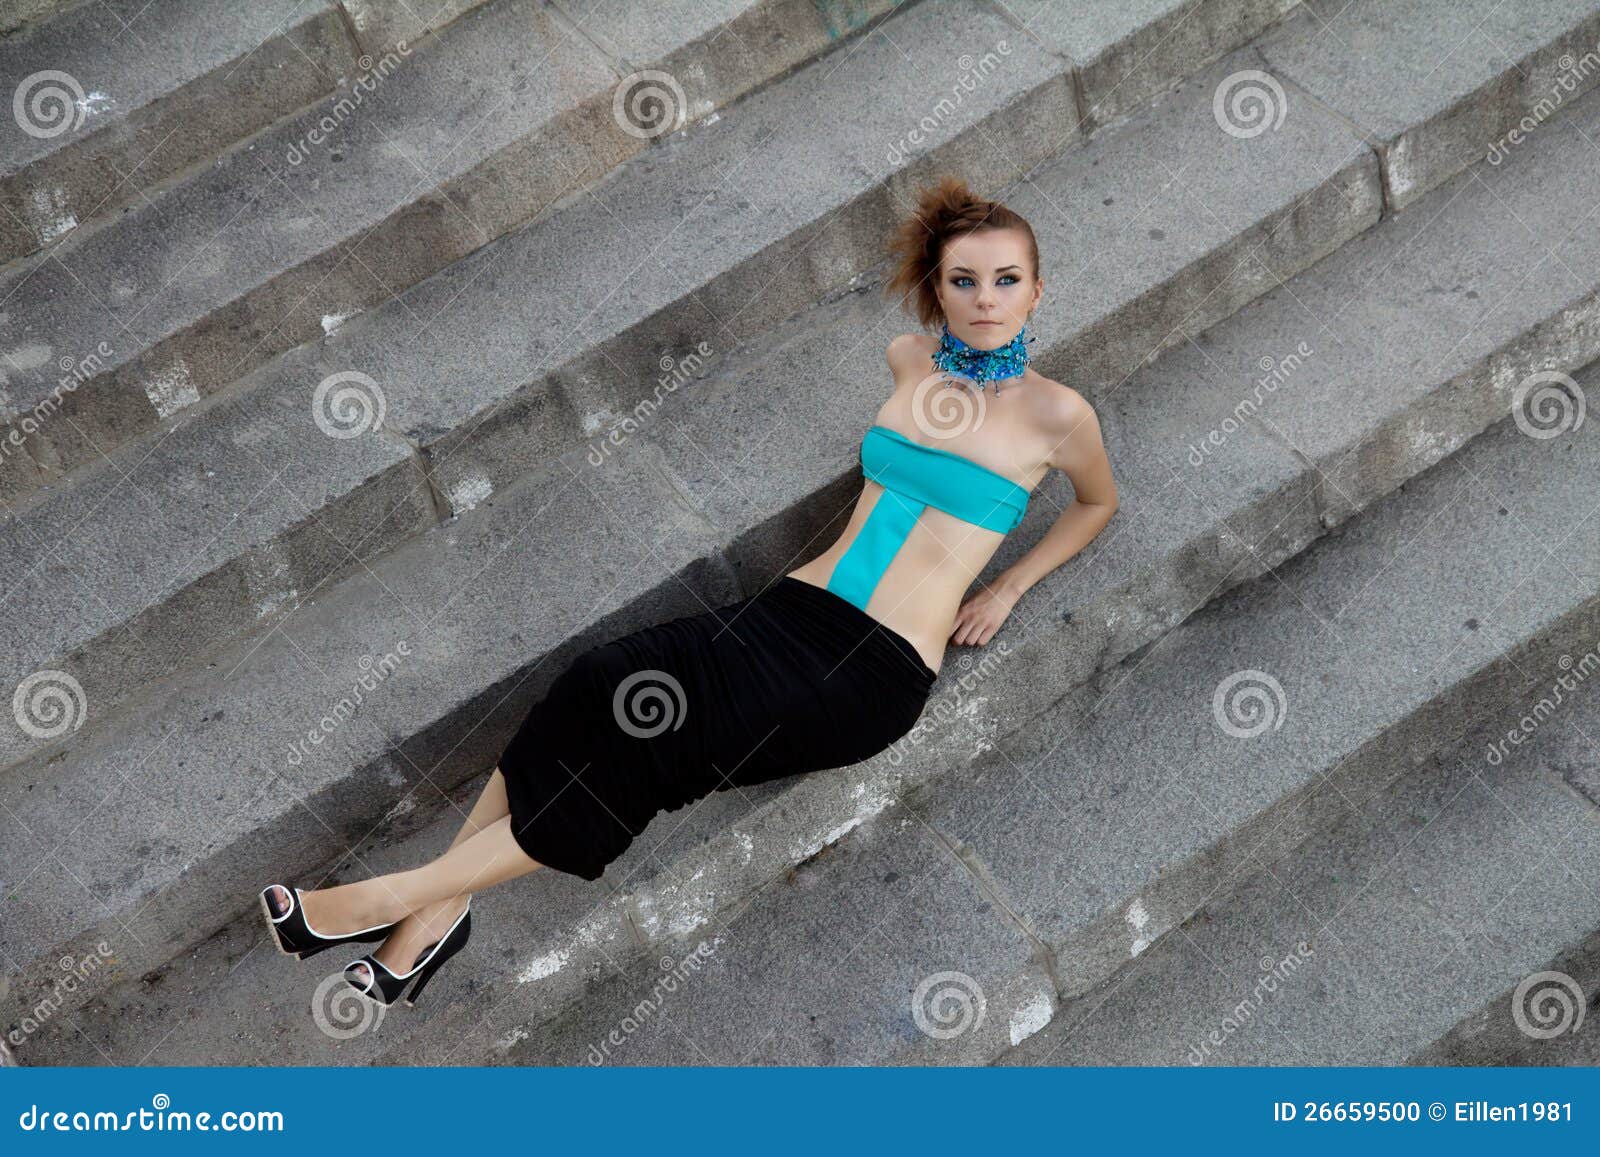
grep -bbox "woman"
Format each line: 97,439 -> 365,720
260,175 -> 1119,1008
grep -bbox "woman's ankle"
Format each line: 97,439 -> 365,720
391,892 -> 467,928
305,880 -> 397,932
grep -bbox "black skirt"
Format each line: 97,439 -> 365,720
497,576 -> 939,881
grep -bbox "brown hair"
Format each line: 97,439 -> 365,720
885,175 -> 1039,331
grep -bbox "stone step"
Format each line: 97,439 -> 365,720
1006,0 -> 1300,130
1,433 -> 740,1057
0,0 -> 911,503
1,0 -> 89,40
340,1 -> 501,58
1414,932 -> 1600,1065
13,70 -> 1600,1063
994,485 -> 1600,1064
0,32 -> 1369,777
1258,0 -> 1600,210
0,0 -> 355,266
476,359 -> 1600,1066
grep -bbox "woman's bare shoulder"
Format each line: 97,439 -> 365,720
886,332 -> 938,371
1024,371 -> 1091,416
1025,374 -> 1111,474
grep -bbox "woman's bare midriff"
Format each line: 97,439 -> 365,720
786,482 -> 1015,676
793,351 -> 1057,675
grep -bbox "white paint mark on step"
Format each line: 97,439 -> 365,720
496,1025 -> 529,1052
447,473 -> 493,513
27,187 -> 76,245
76,91 -> 113,117
383,794 -> 416,821
1386,133 -> 1417,202
1009,990 -> 1053,1046
143,359 -> 198,417
516,946 -> 569,983
1126,896 -> 1153,958
255,587 -> 298,620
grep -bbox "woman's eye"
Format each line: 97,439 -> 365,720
954,276 -> 974,288
999,274 -> 1018,285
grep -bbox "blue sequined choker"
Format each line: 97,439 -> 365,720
931,322 -> 1034,393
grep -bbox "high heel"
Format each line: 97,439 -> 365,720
259,884 -> 398,959
344,905 -> 471,1009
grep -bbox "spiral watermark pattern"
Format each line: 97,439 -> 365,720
1511,970 -> 1586,1040
313,370 -> 386,439
13,70 -> 86,139
910,370 -> 988,440
1512,370 -> 1585,439
612,668 -> 687,738
1212,668 -> 1287,738
312,969 -> 387,1039
13,669 -> 87,739
613,70 -> 686,139
1213,69 -> 1287,139
911,970 -> 987,1040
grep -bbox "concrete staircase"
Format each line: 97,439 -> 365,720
4,0 -> 1600,1065
0,0 -> 912,500
994,403 -> 1600,1063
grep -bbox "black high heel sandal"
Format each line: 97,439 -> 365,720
259,884 -> 399,959
343,905 -> 472,1008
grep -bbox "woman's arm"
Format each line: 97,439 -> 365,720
995,388 -> 1118,602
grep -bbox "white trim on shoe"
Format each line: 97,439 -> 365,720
259,885 -> 298,954
347,905 -> 471,983
261,884 -> 398,937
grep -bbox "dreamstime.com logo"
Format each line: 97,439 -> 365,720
1511,970 -> 1588,1040
1213,69 -> 1288,138
613,70 -> 686,138
12,69 -> 107,139
585,340 -> 715,465
15,1094 -> 284,1132
885,640 -> 1014,764
1512,369 -> 1585,439
12,669 -> 86,739
612,669 -> 687,739
311,969 -> 387,1039
1186,942 -> 1315,1064
1187,341 -> 1315,465
7,942 -> 117,1050
911,970 -> 986,1040
582,942 -> 719,1064
313,370 -> 387,438
284,642 -> 413,768
1485,647 -> 1600,765
1212,668 -> 1288,738
1486,44 -> 1600,164
1,342 -> 115,466
910,370 -> 991,440
887,41 -> 1013,166
284,43 -> 412,165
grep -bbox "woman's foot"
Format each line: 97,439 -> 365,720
348,894 -> 470,988
263,881 -> 396,937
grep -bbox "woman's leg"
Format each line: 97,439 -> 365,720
321,813 -> 540,914
267,767 -> 543,969
362,766 -> 514,974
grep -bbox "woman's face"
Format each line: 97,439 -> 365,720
934,228 -> 1042,349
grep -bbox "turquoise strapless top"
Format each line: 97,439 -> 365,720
826,424 -> 1030,612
